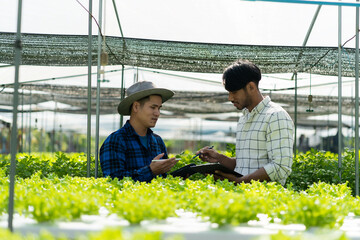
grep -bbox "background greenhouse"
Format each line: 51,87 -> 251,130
1,0 -> 360,239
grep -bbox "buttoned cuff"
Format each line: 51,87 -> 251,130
136,165 -> 154,182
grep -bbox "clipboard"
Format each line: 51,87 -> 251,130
169,163 -> 242,178
190,163 -> 243,177
169,163 -> 196,178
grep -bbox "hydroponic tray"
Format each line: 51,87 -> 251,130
1,209 -> 360,240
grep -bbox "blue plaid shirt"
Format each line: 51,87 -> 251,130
99,120 -> 168,182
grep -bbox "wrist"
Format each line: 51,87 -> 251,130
235,176 -> 245,185
217,154 -> 226,164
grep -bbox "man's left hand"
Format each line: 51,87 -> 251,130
214,170 -> 243,184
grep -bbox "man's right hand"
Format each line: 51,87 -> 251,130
150,153 -> 179,175
196,146 -> 220,163
197,147 -> 237,171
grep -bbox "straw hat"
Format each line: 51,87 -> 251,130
117,81 -> 174,115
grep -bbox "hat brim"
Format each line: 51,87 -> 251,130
117,88 -> 174,115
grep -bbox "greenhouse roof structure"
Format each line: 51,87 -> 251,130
0,29 -> 358,123
0,83 -> 357,124
0,32 -> 356,76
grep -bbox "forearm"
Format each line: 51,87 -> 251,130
217,155 -> 236,170
239,167 -> 270,183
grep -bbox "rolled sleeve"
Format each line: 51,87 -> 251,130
264,111 -> 294,185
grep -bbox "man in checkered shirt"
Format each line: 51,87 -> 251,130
198,60 -> 294,186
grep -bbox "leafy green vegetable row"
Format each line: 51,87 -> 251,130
1,172 -> 359,229
0,152 -> 102,178
1,148 -> 359,194
287,148 -> 358,194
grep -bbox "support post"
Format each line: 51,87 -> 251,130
95,0 -> 103,178
28,89 -> 32,153
291,5 -> 321,156
111,0 -> 126,128
294,71 -> 298,157
355,1 -> 359,196
87,0 -> 93,177
120,65 -> 125,128
8,0 -> 23,232
338,5 -> 343,181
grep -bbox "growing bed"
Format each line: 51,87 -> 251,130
1,150 -> 360,240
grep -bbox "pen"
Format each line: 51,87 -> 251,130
192,145 -> 214,160
152,158 -> 181,162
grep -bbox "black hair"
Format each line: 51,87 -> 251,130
129,96 -> 149,114
222,59 -> 261,92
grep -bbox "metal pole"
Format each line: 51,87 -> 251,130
291,6 -> 321,155
23,94 -> 27,152
120,65 -> 125,128
305,5 -> 322,45
28,89 -> 31,153
338,5 -> 343,181
8,0 -> 23,232
52,101 -> 57,153
355,2 -> 359,196
87,0 -> 93,178
95,0 -> 103,178
20,88 -> 24,153
59,124 -> 62,151
40,112 -> 44,152
111,0 -> 125,42
240,0 -> 360,7
294,71 -> 298,157
111,0 -> 126,129
293,5 -> 322,74
43,111 -> 47,152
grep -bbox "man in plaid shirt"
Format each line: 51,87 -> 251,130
100,81 -> 178,182
198,60 -> 294,185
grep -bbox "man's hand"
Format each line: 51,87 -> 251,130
213,170 -> 243,183
150,153 -> 179,175
196,146 -> 220,163
214,167 -> 270,184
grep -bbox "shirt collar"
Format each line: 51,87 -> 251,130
242,96 -> 271,116
124,120 -> 153,137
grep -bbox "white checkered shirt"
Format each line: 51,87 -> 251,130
234,96 -> 294,185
